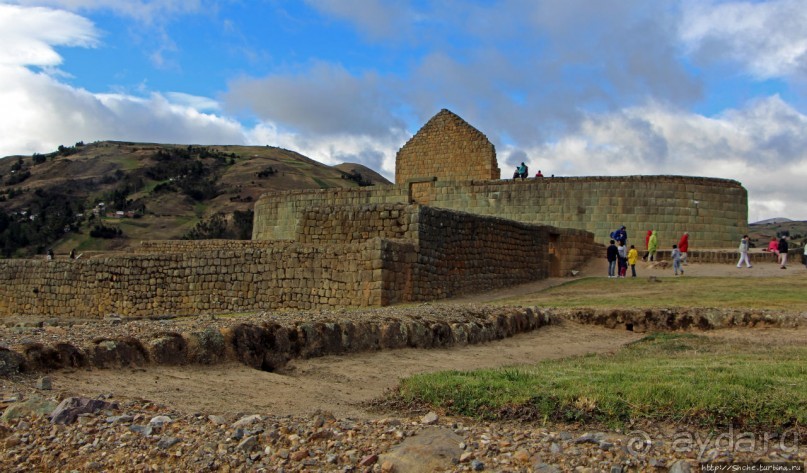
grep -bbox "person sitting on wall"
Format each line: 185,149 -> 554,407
535,170 -> 544,177
513,162 -> 528,181
766,237 -> 779,258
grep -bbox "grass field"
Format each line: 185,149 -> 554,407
500,277 -> 807,311
392,277 -> 807,429
396,333 -> 807,429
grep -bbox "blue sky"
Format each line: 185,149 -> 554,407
1,0 -> 806,222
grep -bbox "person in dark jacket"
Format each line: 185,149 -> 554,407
778,236 -> 789,269
606,240 -> 618,278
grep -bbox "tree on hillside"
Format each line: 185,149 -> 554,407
182,213 -> 228,240
0,189 -> 84,257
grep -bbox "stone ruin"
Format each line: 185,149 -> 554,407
0,109 -> 748,318
395,109 -> 500,183
254,109 -> 747,248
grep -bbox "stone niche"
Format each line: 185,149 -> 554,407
395,109 -> 500,184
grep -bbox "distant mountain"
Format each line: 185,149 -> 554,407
746,219 -> 806,248
751,217 -> 793,225
0,141 -> 391,257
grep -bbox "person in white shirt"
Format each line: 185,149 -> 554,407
736,235 -> 752,268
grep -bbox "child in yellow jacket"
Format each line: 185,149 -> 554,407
628,245 -> 639,278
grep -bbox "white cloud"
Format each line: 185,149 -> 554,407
226,1 -> 702,151
680,0 -> 807,80
521,97 -> 807,222
304,0 -> 417,41
0,4 -> 246,156
246,122 -> 403,178
0,4 -> 98,66
225,61 -> 404,137
7,0 -> 211,69
7,0 -> 207,24
0,65 -> 247,156
164,92 -> 220,112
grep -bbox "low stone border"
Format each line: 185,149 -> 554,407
652,247 -> 804,264
3,305 -> 802,377
0,306 -> 551,375
557,307 -> 805,332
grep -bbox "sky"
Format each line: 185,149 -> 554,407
1,1 -> 806,223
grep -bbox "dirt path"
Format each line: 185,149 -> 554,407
49,321 -> 642,419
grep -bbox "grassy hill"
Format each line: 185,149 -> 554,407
0,141 -> 390,257
748,219 -> 807,248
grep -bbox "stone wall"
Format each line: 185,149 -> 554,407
136,240 -> 281,253
0,205 -> 598,318
291,204 -> 599,302
395,109 -> 500,184
357,205 -> 598,304
376,207 -> 550,303
252,187 -> 409,241
253,176 -> 747,248
0,240 -> 384,317
295,203 -> 417,244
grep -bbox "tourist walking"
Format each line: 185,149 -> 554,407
647,230 -> 658,262
628,244 -> 639,277
642,230 -> 652,261
606,240 -> 618,278
672,244 -> 683,276
803,241 -> 807,268
736,235 -> 752,268
617,242 -> 628,278
778,236 -> 789,269
678,232 -> 689,265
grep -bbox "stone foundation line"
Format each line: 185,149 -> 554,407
0,306 -> 551,376
2,306 -> 802,378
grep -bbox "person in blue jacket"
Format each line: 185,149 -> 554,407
513,162 -> 528,181
612,226 -> 627,246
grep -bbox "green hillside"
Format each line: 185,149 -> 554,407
0,141 -> 390,257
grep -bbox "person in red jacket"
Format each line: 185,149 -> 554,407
678,232 -> 689,265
